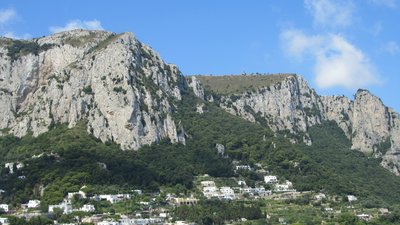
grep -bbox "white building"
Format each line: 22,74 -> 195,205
80,204 -> 95,212
91,194 -> 131,204
200,181 -> 215,187
347,195 -> 358,202
357,214 -> 372,221
49,200 -> 72,214
0,217 -> 9,225
237,180 -> 246,186
219,187 -> 235,200
264,176 -> 278,184
202,186 -> 219,199
67,190 -> 86,199
0,204 -> 8,212
314,193 -> 326,201
27,200 -> 41,208
4,162 -> 24,174
235,165 -> 251,171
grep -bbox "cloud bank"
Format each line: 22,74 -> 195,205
281,29 -> 380,90
0,8 -> 17,25
304,0 -> 354,28
50,19 -> 104,33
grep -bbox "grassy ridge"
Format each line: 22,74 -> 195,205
193,74 -> 293,95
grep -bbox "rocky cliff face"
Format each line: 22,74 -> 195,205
190,75 -> 400,174
0,30 -> 186,150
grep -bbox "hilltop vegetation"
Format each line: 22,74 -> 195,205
193,74 -> 293,95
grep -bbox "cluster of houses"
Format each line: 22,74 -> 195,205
47,188 -> 134,214
198,174 -> 296,201
201,181 -> 236,200
264,175 -> 296,192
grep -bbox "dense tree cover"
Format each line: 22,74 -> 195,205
174,200 -> 263,225
0,120 -> 232,205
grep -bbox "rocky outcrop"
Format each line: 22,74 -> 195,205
208,75 -> 324,144
0,29 -> 186,150
192,74 -> 400,174
186,76 -> 204,99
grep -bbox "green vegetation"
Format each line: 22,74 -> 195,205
113,86 -> 127,94
82,85 -> 93,94
6,40 -> 54,62
63,31 -> 110,48
193,74 -> 293,95
86,33 -> 122,54
174,200 -> 263,224
0,117 -> 232,205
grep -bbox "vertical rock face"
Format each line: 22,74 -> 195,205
192,74 -> 400,174
0,30 -> 186,150
351,90 -> 391,154
204,75 -> 324,144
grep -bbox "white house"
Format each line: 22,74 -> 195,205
264,176 -> 278,184
347,195 -> 358,202
237,180 -> 246,186
4,162 -> 24,174
314,193 -> 326,201
27,200 -> 41,208
49,199 -> 72,214
0,217 -> 9,225
235,165 -> 251,171
0,204 -> 8,212
67,190 -> 86,199
80,204 -> 95,212
219,187 -> 235,200
200,181 -> 215,187
202,186 -> 219,199
357,214 -> 372,221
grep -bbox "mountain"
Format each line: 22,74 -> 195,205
2,30 -> 400,210
0,30 -> 186,150
188,74 -> 400,174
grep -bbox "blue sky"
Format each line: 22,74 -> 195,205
0,0 -> 399,111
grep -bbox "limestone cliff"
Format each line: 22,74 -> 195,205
0,30 -> 186,150
191,74 -> 400,174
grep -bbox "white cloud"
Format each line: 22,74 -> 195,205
0,8 -> 17,25
50,19 -> 104,33
304,0 -> 354,28
281,29 -> 324,60
381,41 -> 400,54
369,0 -> 397,8
281,29 -> 380,90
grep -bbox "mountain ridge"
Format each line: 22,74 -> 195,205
1,30 -> 400,175
188,74 -> 400,174
0,29 -> 186,150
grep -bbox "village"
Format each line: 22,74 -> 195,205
0,161 -> 389,225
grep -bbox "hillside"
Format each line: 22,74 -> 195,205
189,74 -> 400,175
2,92 -> 400,208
